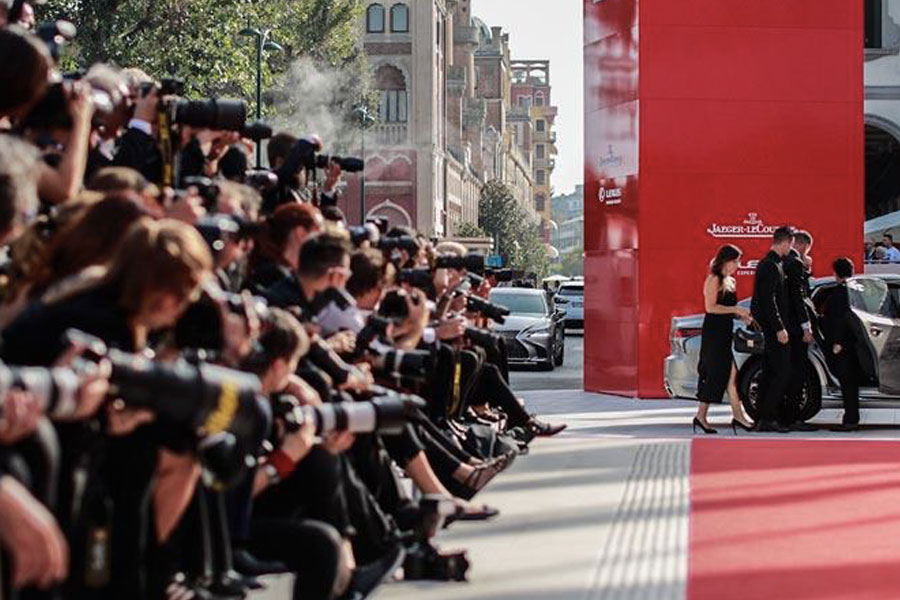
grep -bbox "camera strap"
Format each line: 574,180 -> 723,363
157,108 -> 175,188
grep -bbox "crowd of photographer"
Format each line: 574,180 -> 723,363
0,8 -> 566,600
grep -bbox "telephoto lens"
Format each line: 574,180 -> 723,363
315,154 -> 365,173
171,98 -> 247,131
272,392 -> 425,437
396,268 -> 434,291
466,295 -> 510,324
0,364 -> 80,421
377,236 -> 420,254
464,326 -> 499,348
434,253 -> 485,274
372,348 -> 433,380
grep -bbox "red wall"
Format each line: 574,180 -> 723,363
584,0 -> 864,397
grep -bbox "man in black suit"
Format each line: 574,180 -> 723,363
750,226 -> 795,432
824,258 -> 863,431
781,230 -> 818,431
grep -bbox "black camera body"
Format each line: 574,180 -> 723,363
378,236 -> 420,254
348,223 -> 381,247
434,253 -> 485,274
466,296 -> 510,324
396,269 -> 434,291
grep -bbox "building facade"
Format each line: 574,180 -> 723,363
511,60 -> 559,239
352,0 -> 543,236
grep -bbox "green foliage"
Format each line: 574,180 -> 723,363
478,180 -> 551,278
454,222 -> 488,238
38,0 -> 368,117
553,248 -> 584,278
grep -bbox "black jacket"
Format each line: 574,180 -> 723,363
751,250 -> 789,335
823,283 -> 856,348
113,127 -> 163,184
783,249 -> 812,334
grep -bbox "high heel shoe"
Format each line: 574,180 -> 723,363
692,417 -> 718,434
731,419 -> 754,435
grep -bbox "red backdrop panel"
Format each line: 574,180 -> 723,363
584,0 -> 864,397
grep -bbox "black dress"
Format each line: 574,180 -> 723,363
696,289 -> 737,403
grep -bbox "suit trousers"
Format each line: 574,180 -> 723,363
759,333 -> 793,423
782,334 -> 808,425
834,352 -> 863,425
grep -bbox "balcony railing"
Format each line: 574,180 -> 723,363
371,123 -> 408,146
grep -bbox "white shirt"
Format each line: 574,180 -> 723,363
886,246 -> 900,263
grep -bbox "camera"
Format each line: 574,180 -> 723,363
466,295 -> 510,324
245,169 -> 279,192
348,223 -> 381,248
463,326 -> 501,348
371,348 -> 432,380
0,363 -> 81,421
377,236 -> 420,254
396,269 -> 434,292
434,253 -> 485,274
270,390 -> 425,437
366,216 -> 389,235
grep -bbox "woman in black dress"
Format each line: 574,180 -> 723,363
694,245 -> 755,434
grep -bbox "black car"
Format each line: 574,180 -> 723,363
489,288 -> 566,370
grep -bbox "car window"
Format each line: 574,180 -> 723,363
848,278 -> 899,318
557,286 -> 583,297
490,293 -> 547,314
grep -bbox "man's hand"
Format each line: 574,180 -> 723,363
340,364 -> 374,392
67,82 -> 96,130
281,418 -> 316,463
321,430 -> 355,456
0,476 -> 68,590
833,344 -> 843,355
166,191 -> 206,224
777,329 -> 789,345
284,374 -> 322,407
802,330 -> 814,344
326,330 -> 357,355
435,316 -> 466,341
106,402 -> 155,436
324,160 -> 343,194
0,390 -> 42,444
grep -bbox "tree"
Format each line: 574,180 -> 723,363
477,180 -> 551,278
454,222 -> 488,238
39,0 -> 368,116
554,248 -> 584,277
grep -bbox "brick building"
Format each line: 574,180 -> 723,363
348,0 -> 546,236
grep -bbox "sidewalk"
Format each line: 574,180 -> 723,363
256,392 -> 900,600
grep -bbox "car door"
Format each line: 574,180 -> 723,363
846,277 -> 900,393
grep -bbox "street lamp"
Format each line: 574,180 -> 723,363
353,104 -> 378,224
239,25 -> 282,168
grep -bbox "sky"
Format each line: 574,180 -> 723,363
472,0 -> 584,196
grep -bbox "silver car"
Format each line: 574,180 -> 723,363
555,281 -> 584,328
489,288 -> 566,370
664,274 -> 900,419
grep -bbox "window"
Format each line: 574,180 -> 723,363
536,119 -> 545,132
535,195 -> 546,212
536,144 -> 545,159
390,3 -> 409,32
376,65 -> 407,123
367,4 -> 385,33
518,95 -> 532,108
849,278 -> 899,318
866,0 -> 882,48
536,170 -> 545,184
489,292 -> 547,315
534,91 -> 545,106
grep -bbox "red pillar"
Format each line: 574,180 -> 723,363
584,0 -> 864,397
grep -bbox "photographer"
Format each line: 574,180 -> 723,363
1,218 -> 213,598
263,132 -> 343,213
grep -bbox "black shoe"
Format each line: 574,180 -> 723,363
692,417 -> 718,434
731,419 -> 754,434
529,419 -> 568,437
830,423 -> 860,432
233,549 -> 289,576
341,543 -> 406,600
753,420 -> 790,433
788,421 -> 819,432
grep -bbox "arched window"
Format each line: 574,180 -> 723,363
390,3 -> 409,33
534,91 -> 545,107
376,64 -> 408,123
367,4 -> 385,33
535,195 -> 546,212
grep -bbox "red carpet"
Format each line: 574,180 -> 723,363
689,439 -> 900,600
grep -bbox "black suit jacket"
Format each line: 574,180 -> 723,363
751,250 -> 789,335
823,284 -> 856,348
113,127 -> 163,184
783,249 -> 812,334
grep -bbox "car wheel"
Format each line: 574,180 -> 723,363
738,359 -> 762,421
798,365 -> 823,421
541,345 -> 556,371
738,359 -> 823,422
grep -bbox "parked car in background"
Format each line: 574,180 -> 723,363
489,287 -> 566,370
664,274 -> 900,420
555,281 -> 584,328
